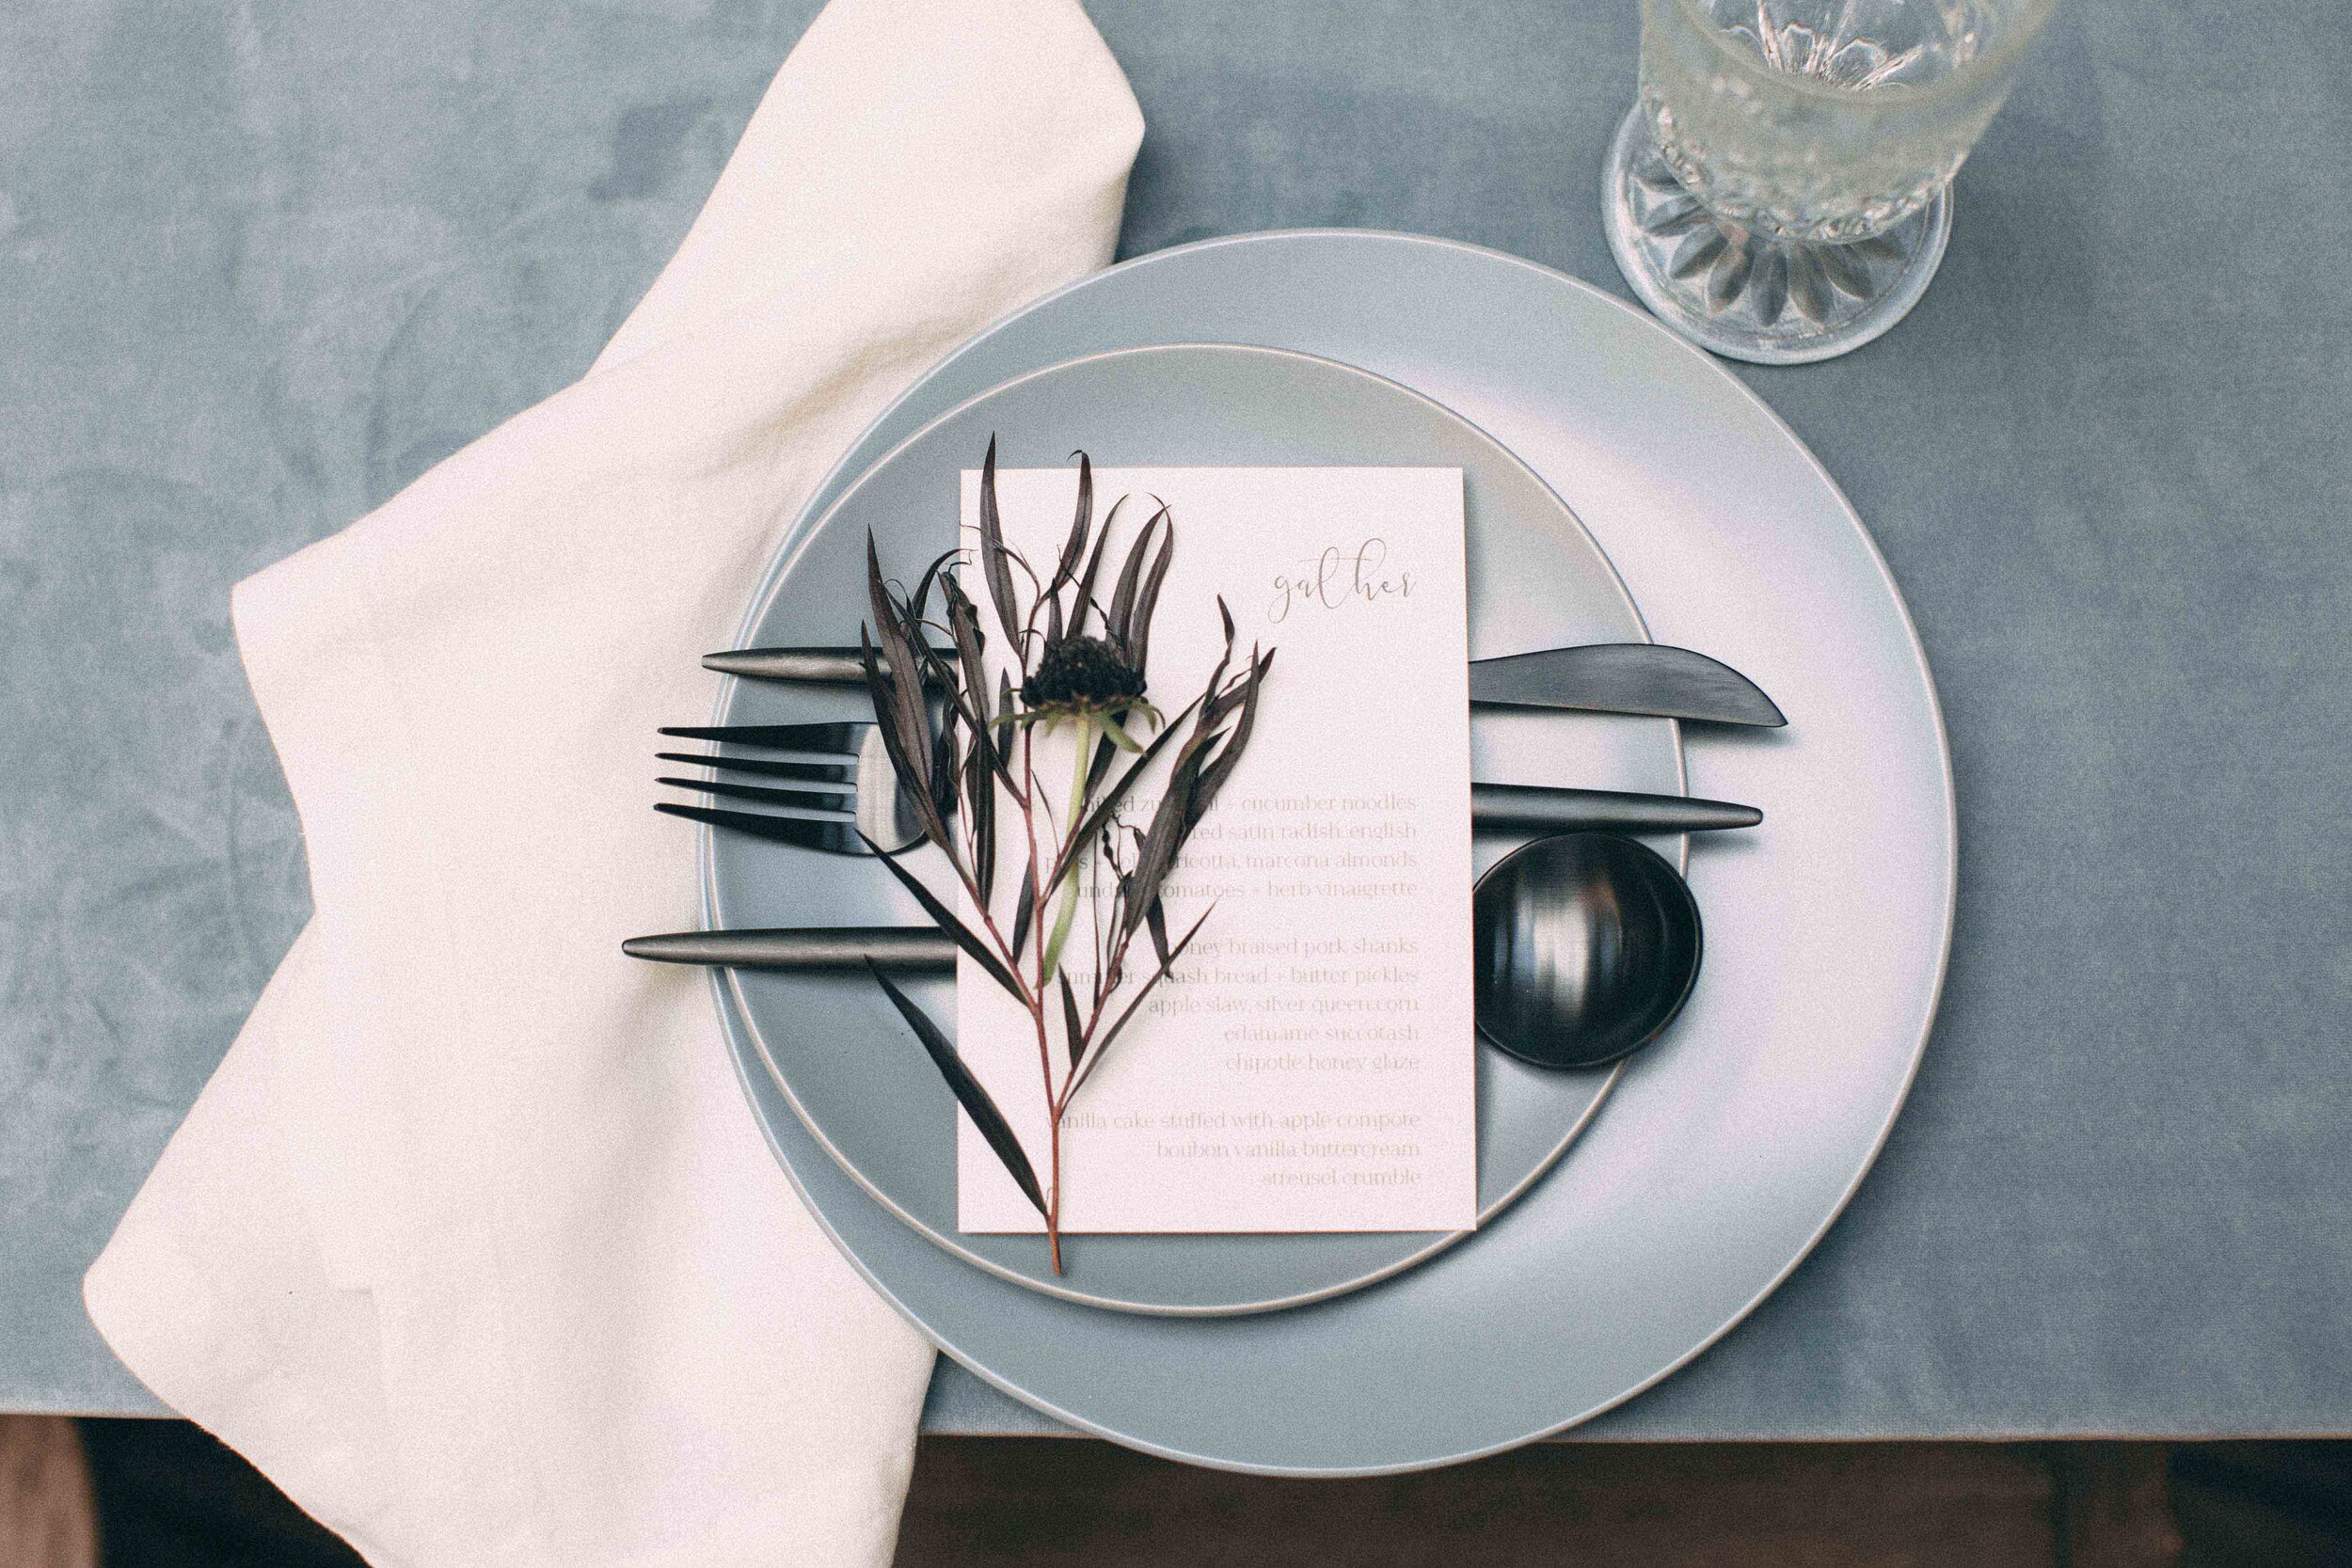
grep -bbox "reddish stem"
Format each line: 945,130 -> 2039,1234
1047,1106 -> 1065,1275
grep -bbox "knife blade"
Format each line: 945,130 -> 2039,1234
702,641 -> 1783,727
1464,643 -> 1784,727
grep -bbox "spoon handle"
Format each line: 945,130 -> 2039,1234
1469,782 -> 1760,834
701,647 -> 929,683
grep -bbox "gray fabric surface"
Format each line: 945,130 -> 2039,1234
3,0 -> 2346,1437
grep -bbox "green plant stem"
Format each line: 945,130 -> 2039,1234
1014,723 -> 1066,1274
1061,715 -> 1094,844
1037,716 -> 1090,986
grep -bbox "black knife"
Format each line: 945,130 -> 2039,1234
700,642 -> 1784,728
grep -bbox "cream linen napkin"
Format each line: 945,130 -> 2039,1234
82,3 -> 1142,1563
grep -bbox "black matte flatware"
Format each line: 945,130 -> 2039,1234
1463,643 -> 1784,727
1470,832 -> 1703,1069
628,829 -> 1706,1070
653,803 -> 873,857
1465,782 -> 1757,834
625,926 -> 957,970
700,646 -> 940,685
656,721 -> 1761,856
699,641 -> 1785,728
655,719 -> 926,852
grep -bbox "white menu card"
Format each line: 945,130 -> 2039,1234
955,467 -> 1476,1233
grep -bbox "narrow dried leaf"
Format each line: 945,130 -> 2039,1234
864,533 -> 914,678
858,626 -> 924,806
1047,451 -> 1092,597
867,962 -> 1047,1219
872,656 -> 953,859
1082,725 -> 1118,796
966,723 -> 996,900
1073,495 -> 1125,637
996,673 -> 1027,799
1057,973 -> 1085,1073
976,437 -> 1024,652
1095,826 -> 1128,1006
863,536 -> 942,833
942,578 -> 991,714
1105,619 -> 1237,942
1009,858 -> 1037,962
929,704 -> 960,829
1067,906 -> 1214,1100
1193,649 -> 1275,825
1120,752 -> 1200,943
907,546 -> 960,628
1127,518 -> 1176,674
1146,897 -> 1171,968
1105,506 -> 1163,660
861,832 -> 1026,1004
941,578 -> 1016,793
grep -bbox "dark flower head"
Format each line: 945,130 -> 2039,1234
1022,634 -> 1146,717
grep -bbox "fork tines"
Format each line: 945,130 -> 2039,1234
655,751 -> 855,784
652,802 -> 867,856
655,720 -> 882,858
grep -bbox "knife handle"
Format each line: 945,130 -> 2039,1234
1470,782 -> 1760,834
624,927 -> 958,970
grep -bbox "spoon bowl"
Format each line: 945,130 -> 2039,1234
1472,832 -> 1704,1070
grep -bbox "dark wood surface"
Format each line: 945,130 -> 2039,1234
898,1439 -> 2134,1567
0,1419 -> 93,1568
6,1422 -> 2343,1566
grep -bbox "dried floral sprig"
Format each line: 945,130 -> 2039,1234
858,438 -> 1274,1274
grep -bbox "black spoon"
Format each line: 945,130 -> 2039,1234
1470,832 -> 1703,1070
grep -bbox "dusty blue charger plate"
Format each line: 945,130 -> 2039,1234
698,230 -> 1956,1473
705,341 -> 1684,1316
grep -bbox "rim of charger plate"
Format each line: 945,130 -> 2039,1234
691,228 -> 1959,1473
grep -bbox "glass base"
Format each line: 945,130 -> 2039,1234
1600,105 -> 1950,366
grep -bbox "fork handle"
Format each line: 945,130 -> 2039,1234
623,926 -> 957,970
